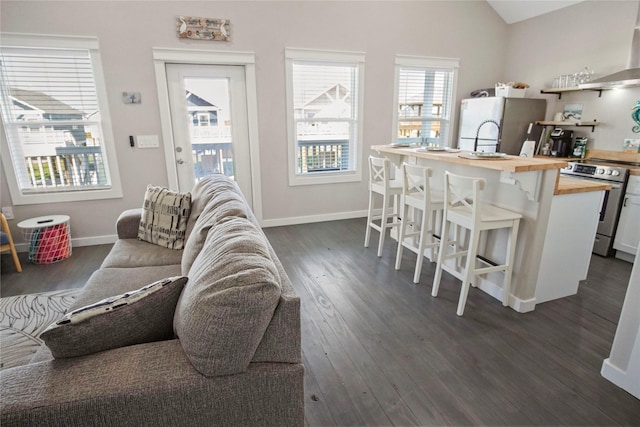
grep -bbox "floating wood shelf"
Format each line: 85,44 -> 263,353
536,120 -> 600,132
540,87 -> 606,99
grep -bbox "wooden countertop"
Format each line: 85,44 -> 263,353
371,145 -> 567,173
586,149 -> 640,176
555,177 -> 611,195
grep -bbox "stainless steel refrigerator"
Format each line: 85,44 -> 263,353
457,97 -> 547,155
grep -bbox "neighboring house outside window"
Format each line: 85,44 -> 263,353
393,55 -> 459,147
0,33 -> 122,205
285,48 -> 365,186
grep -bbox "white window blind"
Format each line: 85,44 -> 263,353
285,48 -> 364,186
394,56 -> 459,147
0,35 -> 120,203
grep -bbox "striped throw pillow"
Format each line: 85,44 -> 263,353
138,185 -> 191,249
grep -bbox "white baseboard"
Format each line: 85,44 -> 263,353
601,358 -> 640,399
15,234 -> 117,252
476,277 -> 536,313
261,210 -> 367,228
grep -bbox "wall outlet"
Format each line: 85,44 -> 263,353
2,206 -> 14,220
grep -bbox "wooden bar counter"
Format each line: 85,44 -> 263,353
370,144 -> 607,312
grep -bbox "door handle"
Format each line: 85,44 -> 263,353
176,159 -> 184,165
623,197 -> 628,207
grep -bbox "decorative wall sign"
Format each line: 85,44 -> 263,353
122,92 -> 141,104
632,100 -> 640,133
177,16 -> 230,41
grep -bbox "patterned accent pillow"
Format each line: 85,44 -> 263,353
41,276 -> 188,359
138,185 -> 191,249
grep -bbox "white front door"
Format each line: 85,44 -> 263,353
165,64 -> 252,204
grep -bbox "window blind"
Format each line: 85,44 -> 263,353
395,57 -> 458,147
291,60 -> 359,174
0,46 -> 110,191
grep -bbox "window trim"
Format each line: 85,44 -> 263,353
392,54 -> 460,148
285,48 -> 365,186
0,33 -> 122,205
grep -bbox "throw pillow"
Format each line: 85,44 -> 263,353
41,276 -> 188,359
138,185 -> 191,250
174,217 -> 282,376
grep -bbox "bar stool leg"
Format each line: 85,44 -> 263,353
432,218 -> 451,297
457,227 -> 481,316
377,193 -> 390,257
413,208 -> 429,283
364,189 -> 375,248
502,219 -> 520,307
395,200 -> 409,270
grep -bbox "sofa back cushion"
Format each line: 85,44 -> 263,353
184,175 -> 241,240
174,216 -> 281,376
181,189 -> 249,275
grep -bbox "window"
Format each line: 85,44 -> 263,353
393,55 -> 459,147
0,33 -> 122,204
285,48 -> 364,186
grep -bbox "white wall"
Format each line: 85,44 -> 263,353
2,1 -> 639,243
0,0 -> 508,241
504,0 -> 640,151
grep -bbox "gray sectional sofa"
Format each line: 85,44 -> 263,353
0,175 -> 304,426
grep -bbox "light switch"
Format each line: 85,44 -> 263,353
137,135 -> 160,148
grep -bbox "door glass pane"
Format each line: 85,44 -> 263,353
183,77 -> 234,181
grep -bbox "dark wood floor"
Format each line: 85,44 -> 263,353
2,218 -> 639,425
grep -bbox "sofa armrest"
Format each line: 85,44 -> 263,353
0,340 -> 304,427
116,208 -> 142,239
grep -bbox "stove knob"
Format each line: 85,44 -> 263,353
597,168 -> 605,174
606,170 -> 613,175
612,170 -> 620,176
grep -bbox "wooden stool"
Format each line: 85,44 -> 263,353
432,171 -> 521,316
1,213 -> 22,272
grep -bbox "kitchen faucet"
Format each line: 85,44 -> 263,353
474,119 -> 500,152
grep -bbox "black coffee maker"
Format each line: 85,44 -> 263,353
549,128 -> 573,157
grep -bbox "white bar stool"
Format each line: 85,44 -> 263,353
394,163 -> 444,283
364,155 -> 402,257
432,171 -> 522,316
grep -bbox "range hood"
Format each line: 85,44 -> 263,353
579,2 -> 640,90
578,68 -> 640,90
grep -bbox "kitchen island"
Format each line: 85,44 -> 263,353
371,145 -> 608,312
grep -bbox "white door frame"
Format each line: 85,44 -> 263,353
152,48 -> 263,223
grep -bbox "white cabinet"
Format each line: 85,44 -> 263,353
614,176 -> 640,260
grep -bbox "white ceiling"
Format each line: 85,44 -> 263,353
487,0 -> 585,24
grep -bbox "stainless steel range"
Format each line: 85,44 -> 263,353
560,159 -> 630,256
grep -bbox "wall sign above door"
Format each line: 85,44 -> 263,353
177,16 -> 230,41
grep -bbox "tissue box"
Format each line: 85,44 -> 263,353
495,86 -> 526,98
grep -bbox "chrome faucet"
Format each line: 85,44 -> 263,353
474,120 -> 500,152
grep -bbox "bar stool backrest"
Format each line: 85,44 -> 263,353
444,171 -> 486,222
402,163 -> 434,203
369,156 -> 392,191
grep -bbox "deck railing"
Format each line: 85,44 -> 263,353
23,146 -> 107,189
22,138 -> 349,189
297,140 -> 349,173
